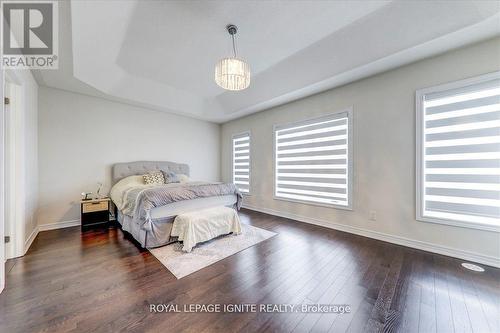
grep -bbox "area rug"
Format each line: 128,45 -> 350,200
149,224 -> 277,279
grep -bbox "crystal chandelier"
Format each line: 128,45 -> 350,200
215,24 -> 251,91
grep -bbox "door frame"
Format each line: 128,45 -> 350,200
0,68 -> 4,293
4,70 -> 24,260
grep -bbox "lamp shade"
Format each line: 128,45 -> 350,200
215,57 -> 251,91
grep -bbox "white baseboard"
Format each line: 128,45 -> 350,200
38,219 -> 80,232
24,226 -> 39,255
242,204 -> 500,268
23,220 -> 80,254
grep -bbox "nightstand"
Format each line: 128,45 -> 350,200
81,198 -> 110,228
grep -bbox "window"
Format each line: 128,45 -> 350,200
274,109 -> 353,209
232,132 -> 251,194
416,72 -> 500,231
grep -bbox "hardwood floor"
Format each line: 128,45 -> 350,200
1,209 -> 499,333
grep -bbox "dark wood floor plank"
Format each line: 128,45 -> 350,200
289,245 -> 365,332
363,250 -> 403,332
0,209 -> 498,333
344,243 -> 394,332
454,261 -> 493,333
199,230 -> 349,332
432,256 -> 455,333
251,235 -> 375,333
400,280 -> 421,333
444,258 -> 474,333
416,252 -> 437,333
469,276 -> 500,333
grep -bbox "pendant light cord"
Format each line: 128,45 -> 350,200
232,34 -> 237,58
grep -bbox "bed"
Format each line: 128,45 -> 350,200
110,161 -> 241,248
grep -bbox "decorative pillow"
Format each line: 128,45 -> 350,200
143,171 -> 165,185
177,174 -> 191,183
161,170 -> 180,183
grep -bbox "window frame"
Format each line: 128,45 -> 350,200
273,108 -> 354,210
416,71 -> 500,232
231,131 -> 252,196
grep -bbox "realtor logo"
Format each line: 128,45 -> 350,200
1,1 -> 58,69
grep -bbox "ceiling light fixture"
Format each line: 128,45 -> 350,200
215,24 -> 251,91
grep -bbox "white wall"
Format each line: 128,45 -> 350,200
38,87 -> 220,227
4,70 -> 39,257
221,38 -> 500,265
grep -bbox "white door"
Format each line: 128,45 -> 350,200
0,69 -> 5,293
3,82 -> 13,259
3,78 -> 23,260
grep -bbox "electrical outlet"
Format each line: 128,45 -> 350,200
369,210 -> 377,221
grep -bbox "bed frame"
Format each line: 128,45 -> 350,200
111,161 -> 189,247
110,160 -> 237,248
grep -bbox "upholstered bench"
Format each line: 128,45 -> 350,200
171,206 -> 242,252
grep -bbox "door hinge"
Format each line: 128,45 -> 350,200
4,97 -> 10,105
4,236 -> 10,243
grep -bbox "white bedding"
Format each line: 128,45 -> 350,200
110,175 -> 153,211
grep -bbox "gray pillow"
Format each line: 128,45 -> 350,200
161,170 -> 180,183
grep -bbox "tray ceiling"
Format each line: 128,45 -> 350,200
33,0 -> 500,123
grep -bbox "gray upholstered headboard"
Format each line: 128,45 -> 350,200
111,161 -> 190,185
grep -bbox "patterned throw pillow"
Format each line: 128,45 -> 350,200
161,170 -> 180,184
143,171 -> 165,185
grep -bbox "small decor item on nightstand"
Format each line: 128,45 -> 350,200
81,197 -> 110,228
81,192 -> 92,201
96,182 -> 103,198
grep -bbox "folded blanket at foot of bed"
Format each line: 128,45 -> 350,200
171,206 -> 242,252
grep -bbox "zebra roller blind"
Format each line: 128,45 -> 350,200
232,132 -> 251,194
274,110 -> 352,209
417,72 -> 500,229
